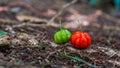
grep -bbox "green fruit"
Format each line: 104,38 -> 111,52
54,29 -> 71,44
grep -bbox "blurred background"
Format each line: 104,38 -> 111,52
0,0 -> 120,28
1,0 -> 120,15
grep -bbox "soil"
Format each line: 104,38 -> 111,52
0,0 -> 119,68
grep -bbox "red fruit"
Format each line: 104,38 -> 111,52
70,31 -> 91,49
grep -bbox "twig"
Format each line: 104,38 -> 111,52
48,0 -> 77,25
46,49 -> 61,59
12,23 -> 27,28
45,49 -> 62,63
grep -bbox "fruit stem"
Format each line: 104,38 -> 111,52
77,20 -> 83,32
60,20 -> 62,30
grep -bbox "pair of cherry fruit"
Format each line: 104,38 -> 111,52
54,20 -> 91,49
